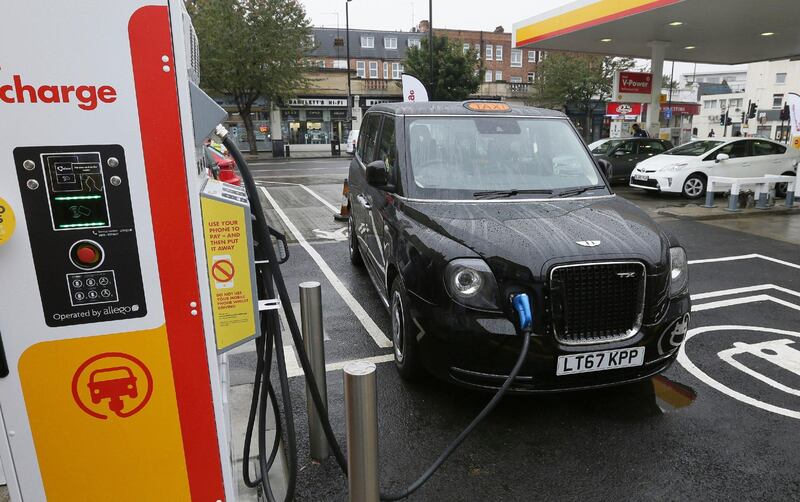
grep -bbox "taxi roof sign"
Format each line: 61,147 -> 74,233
464,101 -> 511,112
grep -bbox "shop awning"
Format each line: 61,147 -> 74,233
512,0 -> 800,65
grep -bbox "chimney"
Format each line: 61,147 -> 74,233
493,25 -> 504,33
418,20 -> 430,33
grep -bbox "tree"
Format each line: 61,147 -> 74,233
529,53 -> 634,141
188,0 -> 313,154
662,74 -> 680,92
403,35 -> 482,101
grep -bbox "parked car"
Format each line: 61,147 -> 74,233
204,144 -> 241,186
346,129 -> 359,155
589,137 -> 674,183
348,101 -> 691,392
629,138 -> 799,198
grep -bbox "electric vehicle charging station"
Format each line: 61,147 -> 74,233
0,1 -> 249,499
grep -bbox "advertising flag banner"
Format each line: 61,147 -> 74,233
402,74 -> 429,103
787,92 -> 800,149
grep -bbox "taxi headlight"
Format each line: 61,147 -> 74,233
669,247 -> 689,297
445,259 -> 500,311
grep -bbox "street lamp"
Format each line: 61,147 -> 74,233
346,0 -> 353,123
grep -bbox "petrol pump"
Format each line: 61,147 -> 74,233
0,1 -> 255,500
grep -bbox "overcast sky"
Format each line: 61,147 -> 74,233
300,0 -> 747,79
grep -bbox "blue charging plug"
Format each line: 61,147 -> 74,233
512,294 -> 533,332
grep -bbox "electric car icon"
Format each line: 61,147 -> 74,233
88,366 -> 138,416
347,101 -> 691,392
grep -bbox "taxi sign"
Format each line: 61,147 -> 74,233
464,101 -> 511,112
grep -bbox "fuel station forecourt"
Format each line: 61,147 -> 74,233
512,0 -> 800,139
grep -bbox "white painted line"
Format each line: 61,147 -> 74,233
286,353 -> 394,378
283,345 -> 301,377
692,284 -> 800,301
688,253 -> 800,269
692,294 -> 773,312
260,186 -> 392,348
688,254 -> 759,265
252,174 -> 346,180
299,184 -> 339,214
678,325 -> 800,420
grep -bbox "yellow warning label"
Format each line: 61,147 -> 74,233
0,197 -> 16,246
201,194 -> 258,351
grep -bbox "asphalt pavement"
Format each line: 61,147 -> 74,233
230,158 -> 800,501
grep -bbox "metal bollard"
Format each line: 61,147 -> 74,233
344,361 -> 380,502
756,191 -> 769,210
702,190 -> 715,208
300,281 -> 329,461
725,189 -> 741,212
786,189 -> 795,208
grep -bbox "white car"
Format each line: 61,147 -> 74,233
630,138 -> 799,198
346,129 -> 359,155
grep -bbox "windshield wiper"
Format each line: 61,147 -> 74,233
550,184 -> 608,198
473,189 -> 554,200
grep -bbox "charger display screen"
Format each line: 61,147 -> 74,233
42,153 -> 110,230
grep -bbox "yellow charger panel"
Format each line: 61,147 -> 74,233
200,179 -> 259,352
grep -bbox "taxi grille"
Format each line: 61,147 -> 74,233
549,262 -> 646,345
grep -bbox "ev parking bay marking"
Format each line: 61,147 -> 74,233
680,253 -> 800,420
313,227 -> 348,242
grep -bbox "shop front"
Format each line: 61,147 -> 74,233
281,97 -> 351,147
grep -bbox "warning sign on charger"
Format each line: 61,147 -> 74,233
200,180 -> 258,352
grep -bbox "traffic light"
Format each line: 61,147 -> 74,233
719,111 -> 726,126
741,112 -> 746,123
747,102 -> 758,119
726,115 -> 732,126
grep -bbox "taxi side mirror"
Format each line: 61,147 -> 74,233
715,153 -> 730,163
366,160 -> 390,187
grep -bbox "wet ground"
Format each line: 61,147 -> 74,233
230,158 -> 800,501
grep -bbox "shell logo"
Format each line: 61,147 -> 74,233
792,136 -> 800,150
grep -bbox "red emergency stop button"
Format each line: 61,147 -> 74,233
70,240 -> 104,269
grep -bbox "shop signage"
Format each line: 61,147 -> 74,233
606,102 -> 642,118
286,97 -> 346,107
305,110 -> 323,120
613,71 -> 653,104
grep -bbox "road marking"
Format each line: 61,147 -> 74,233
678,325 -> 800,420
260,186 -> 392,348
286,353 -> 394,378
692,284 -> 800,301
283,345 -> 302,377
256,180 -> 340,214
689,253 -> 800,270
313,228 -> 348,241
692,294 -> 800,313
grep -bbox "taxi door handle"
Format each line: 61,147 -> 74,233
357,194 -> 372,210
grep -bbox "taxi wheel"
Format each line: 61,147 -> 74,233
348,214 -> 363,267
390,277 -> 424,381
775,172 -> 795,198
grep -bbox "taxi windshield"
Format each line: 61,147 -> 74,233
406,116 -> 605,200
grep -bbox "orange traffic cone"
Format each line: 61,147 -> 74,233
334,178 -> 350,221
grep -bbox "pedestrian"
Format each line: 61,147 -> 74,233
708,129 -> 715,138
631,123 -> 648,138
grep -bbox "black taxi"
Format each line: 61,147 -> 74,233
347,101 -> 690,392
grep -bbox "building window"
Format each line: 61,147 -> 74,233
527,72 -> 535,83
384,37 -> 398,49
356,61 -> 365,78
539,51 -> 546,61
408,38 -> 421,49
729,98 -> 743,108
486,45 -> 493,60
510,76 -> 522,83
703,100 -> 717,109
495,45 -> 503,61
474,43 -> 480,60
317,60 -> 325,68
383,62 -> 389,79
495,70 -> 503,82
391,62 -> 402,79
332,59 -> 347,69
463,43 -> 470,55
528,50 -> 536,63
776,72 -> 787,84
360,36 -> 374,48
773,94 -> 784,109
485,70 -> 492,82
369,61 -> 378,79
511,49 -> 522,67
